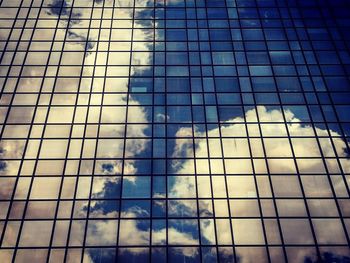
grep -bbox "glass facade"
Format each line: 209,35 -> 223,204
0,0 -> 350,262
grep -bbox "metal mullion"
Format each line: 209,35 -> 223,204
0,119 -> 347,125
202,3 -> 237,262
253,0 -> 297,258
115,0 -> 136,260
62,0 -> 98,261
6,134 -> 349,140
1,120 -> 349,127
258,2 -> 322,259
193,0 -> 220,261
198,17 -> 224,263
200,86 -> 220,260
228,4 -> 273,263
4,89 -> 350,97
184,0 -> 202,260
1,243 -> 348,248
80,1 -> 108,261
34,61 -> 330,68
4,101 -> 350,107
149,0 -> 155,260
237,1 -> 288,262
2,156 -> 350,162
0,195 -> 348,202
2,243 -> 347,249
1,214 -> 349,222
163,1 -> 168,260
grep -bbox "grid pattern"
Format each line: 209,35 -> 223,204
0,0 -> 350,262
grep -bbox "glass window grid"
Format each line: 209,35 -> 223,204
0,0 -> 349,262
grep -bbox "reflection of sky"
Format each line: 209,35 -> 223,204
1,0 -> 350,262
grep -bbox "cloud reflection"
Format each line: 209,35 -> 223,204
1,0 -> 350,262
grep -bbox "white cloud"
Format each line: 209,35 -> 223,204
171,106 -> 350,176
168,106 -> 350,249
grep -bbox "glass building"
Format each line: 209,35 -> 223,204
0,0 -> 350,262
